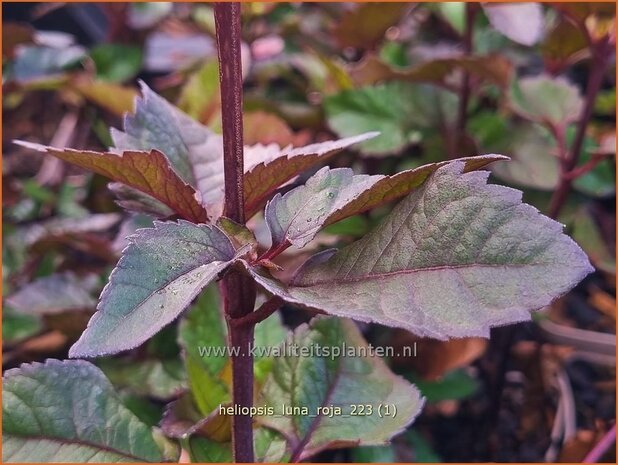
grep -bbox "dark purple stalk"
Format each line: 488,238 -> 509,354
455,3 -> 476,139
229,297 -> 283,328
214,3 -> 256,462
548,37 -> 611,219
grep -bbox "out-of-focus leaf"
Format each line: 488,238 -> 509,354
2,360 -> 166,462
243,133 -> 378,216
6,272 -> 98,315
509,75 -> 584,128
2,309 -> 42,344
407,369 -> 480,403
178,285 -> 286,416
324,82 -> 458,156
187,428 -> 288,463
113,216 -> 158,253
491,124 -> 560,191
257,316 -> 423,460
391,331 -> 487,380
406,431 -> 442,462
244,111 -> 299,147
69,221 -> 239,357
119,393 -> 164,427
567,127 -> 616,198
178,286 -> 229,416
20,213 -> 121,247
350,53 -> 513,88
248,162 -> 593,339
482,3 -> 544,46
333,3 -> 411,48
128,2 -> 173,29
569,207 -> 616,274
15,141 -> 209,223
551,2 -> 616,41
98,358 -> 186,400
434,2 -> 466,34
160,393 -> 230,442
143,32 -> 214,72
595,89 -> 616,116
541,19 -> 589,72
350,444 -> 398,462
322,215 -> 370,237
186,437 -> 232,463
89,44 -> 142,82
2,23 -> 34,58
265,156 -> 506,249
9,45 -> 85,82
108,183 -> 174,218
178,60 -> 221,128
573,149 -> 616,197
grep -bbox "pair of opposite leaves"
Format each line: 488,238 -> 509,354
18,83 -> 592,357
72,160 -> 590,357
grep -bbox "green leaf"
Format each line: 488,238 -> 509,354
482,3 -> 543,46
178,286 -> 287,416
265,156 -> 507,249
69,221 -> 239,357
187,428 -> 288,463
6,272 -> 98,315
333,3 -> 411,48
509,75 -> 584,128
98,358 -> 186,400
257,316 -> 424,460
350,444 -> 398,462
490,124 -> 560,191
541,19 -> 588,71
569,207 -> 615,274
324,82 -> 458,156
2,309 -> 41,344
350,53 -> 513,88
14,141 -> 209,223
90,44 -> 142,82
178,286 -> 229,416
405,431 -> 442,462
178,59 -> 221,129
248,162 -> 593,339
2,359 -> 165,462
407,369 -> 480,403
186,437 -> 232,463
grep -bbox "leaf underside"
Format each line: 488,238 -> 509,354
14,141 -> 208,223
69,221 -> 237,357
111,81 -> 225,206
111,82 -> 377,219
249,162 -> 593,339
2,360 -> 163,463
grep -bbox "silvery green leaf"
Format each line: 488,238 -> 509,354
265,155 -> 506,249
2,360 -> 166,462
70,221 -> 239,357
258,316 -> 423,460
248,162 -> 593,339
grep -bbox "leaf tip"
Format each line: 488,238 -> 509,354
13,140 -> 47,152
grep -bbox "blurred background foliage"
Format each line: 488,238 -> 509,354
2,2 -> 616,462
